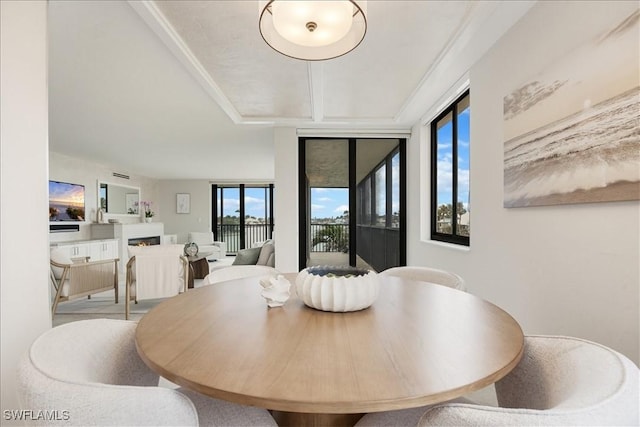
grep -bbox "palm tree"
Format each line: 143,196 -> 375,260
436,204 -> 451,222
436,204 -> 452,233
456,202 -> 467,224
456,202 -> 469,236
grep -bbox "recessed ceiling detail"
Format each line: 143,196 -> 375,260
139,1 -> 525,127
48,0 -> 535,179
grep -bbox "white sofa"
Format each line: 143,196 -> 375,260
206,240 -> 275,275
187,232 -> 226,261
203,265 -> 280,286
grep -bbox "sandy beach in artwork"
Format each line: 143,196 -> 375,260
503,7 -> 639,208
508,180 -> 640,208
504,87 -> 639,208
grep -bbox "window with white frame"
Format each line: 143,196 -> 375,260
431,90 -> 470,246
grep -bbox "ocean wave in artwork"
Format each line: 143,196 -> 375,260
504,87 -> 640,207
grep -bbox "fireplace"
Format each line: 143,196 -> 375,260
128,236 -> 161,246
90,222 -> 165,273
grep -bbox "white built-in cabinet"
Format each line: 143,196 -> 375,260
89,240 -> 118,260
50,239 -> 119,261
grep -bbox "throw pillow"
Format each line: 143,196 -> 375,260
232,246 -> 262,265
256,242 -> 275,266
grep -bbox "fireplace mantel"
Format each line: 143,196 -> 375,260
91,222 -> 165,272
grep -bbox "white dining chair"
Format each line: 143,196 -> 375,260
379,266 -> 466,291
126,244 -> 188,319
203,265 -> 280,285
17,319 -> 278,426
355,335 -> 640,426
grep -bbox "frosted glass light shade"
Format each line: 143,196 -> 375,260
259,0 -> 367,61
272,1 -> 353,47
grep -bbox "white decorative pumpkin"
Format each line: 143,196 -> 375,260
295,266 -> 379,312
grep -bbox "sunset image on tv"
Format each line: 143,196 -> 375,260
49,181 -> 85,221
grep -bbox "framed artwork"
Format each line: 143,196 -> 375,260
503,8 -> 639,208
176,193 -> 190,214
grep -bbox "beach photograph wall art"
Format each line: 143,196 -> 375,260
503,7 -> 639,208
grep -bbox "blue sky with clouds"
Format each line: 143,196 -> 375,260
436,105 -> 470,209
217,187 -> 270,219
215,150 -> 408,222
218,187 -> 352,220
311,187 -> 349,219
310,151 -> 401,220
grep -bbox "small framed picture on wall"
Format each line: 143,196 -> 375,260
176,193 -> 190,214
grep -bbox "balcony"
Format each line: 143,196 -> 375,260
217,223 -> 271,253
216,222 -> 373,270
309,223 -> 373,270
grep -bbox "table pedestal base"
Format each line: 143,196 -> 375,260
271,410 -> 364,427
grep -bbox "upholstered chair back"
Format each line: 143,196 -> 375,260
496,335 -> 639,414
205,265 -> 280,285
127,244 -> 187,298
26,319 -> 156,386
18,319 -> 279,426
188,231 -> 214,245
187,232 -> 227,260
356,335 -> 639,427
17,319 -> 201,426
380,266 -> 466,291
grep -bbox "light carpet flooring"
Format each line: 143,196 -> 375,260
52,271 -> 210,327
53,298 -> 157,326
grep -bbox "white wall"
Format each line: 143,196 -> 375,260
49,152 -> 160,242
49,153 -> 282,249
1,0 -> 51,416
157,180 -> 212,243
273,128 -> 299,273
407,1 -> 639,363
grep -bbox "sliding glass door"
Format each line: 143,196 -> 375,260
355,144 -> 404,271
299,138 -> 406,272
212,184 -> 274,254
301,139 -> 352,268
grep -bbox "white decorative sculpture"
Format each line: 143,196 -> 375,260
259,275 -> 291,308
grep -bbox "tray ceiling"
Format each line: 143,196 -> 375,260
48,1 -> 535,179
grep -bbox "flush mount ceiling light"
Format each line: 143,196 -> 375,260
259,0 -> 367,61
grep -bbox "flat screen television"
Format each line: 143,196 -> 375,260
49,180 -> 85,222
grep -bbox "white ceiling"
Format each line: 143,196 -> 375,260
48,0 -> 535,180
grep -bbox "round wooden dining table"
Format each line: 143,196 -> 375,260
135,273 -> 524,427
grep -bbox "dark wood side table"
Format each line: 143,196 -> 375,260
185,252 -> 212,289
